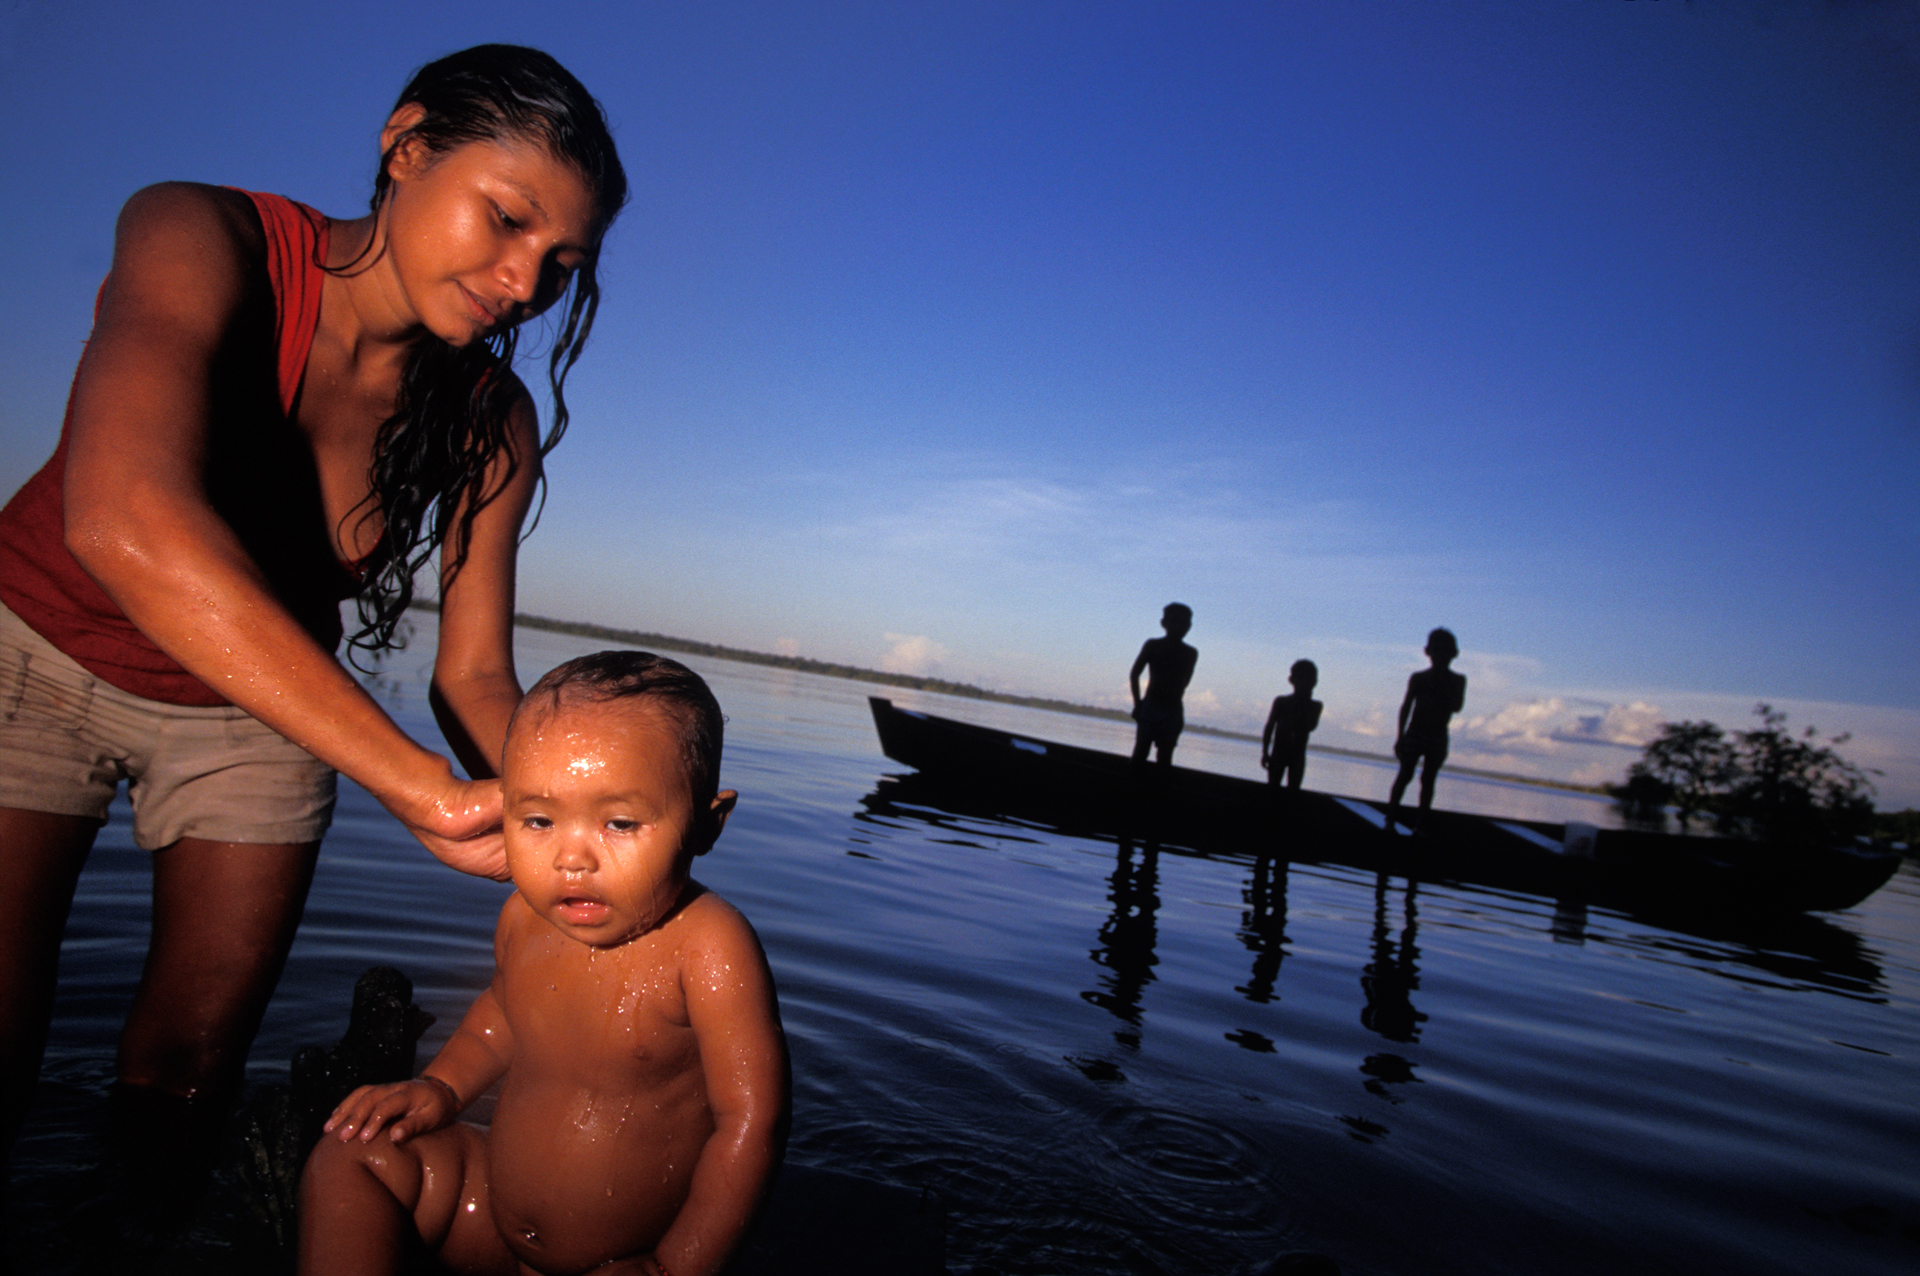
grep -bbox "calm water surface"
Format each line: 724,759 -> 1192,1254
19,620 -> 1920,1274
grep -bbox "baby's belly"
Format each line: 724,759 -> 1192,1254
487,1074 -> 711,1274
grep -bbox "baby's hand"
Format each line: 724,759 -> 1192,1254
323,1075 -> 461,1145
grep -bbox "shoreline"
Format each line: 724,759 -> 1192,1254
457,606 -> 1611,799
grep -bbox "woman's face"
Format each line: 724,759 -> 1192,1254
381,130 -> 600,347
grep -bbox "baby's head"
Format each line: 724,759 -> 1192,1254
502,651 -> 735,945
1425,628 -> 1459,665
1289,658 -> 1318,692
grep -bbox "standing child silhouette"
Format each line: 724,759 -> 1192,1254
1385,629 -> 1466,830
1128,603 -> 1197,766
1261,659 -> 1323,791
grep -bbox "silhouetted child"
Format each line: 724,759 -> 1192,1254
1262,659 -> 1323,790
1129,603 -> 1198,766
1385,628 -> 1467,830
300,652 -> 787,1276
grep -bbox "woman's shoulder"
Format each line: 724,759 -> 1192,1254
106,183 -> 271,312
115,182 -> 266,253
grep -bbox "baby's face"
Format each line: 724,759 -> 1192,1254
503,696 -> 713,947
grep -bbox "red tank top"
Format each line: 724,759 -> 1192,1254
0,190 -> 354,707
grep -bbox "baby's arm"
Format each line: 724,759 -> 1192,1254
649,901 -> 789,1276
324,972 -> 514,1145
325,904 -> 522,1145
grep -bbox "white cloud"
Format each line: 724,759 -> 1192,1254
880,632 -> 950,677
1455,697 -> 1666,759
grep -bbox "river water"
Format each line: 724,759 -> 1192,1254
14,619 -> 1920,1274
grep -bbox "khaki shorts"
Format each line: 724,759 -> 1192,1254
0,603 -> 335,849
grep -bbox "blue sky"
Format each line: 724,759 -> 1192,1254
3,1 -> 1917,804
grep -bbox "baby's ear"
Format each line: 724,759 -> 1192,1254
694,790 -> 739,856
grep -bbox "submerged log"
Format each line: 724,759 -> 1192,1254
219,966 -> 435,1261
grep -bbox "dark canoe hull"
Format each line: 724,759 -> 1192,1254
868,697 -> 1900,916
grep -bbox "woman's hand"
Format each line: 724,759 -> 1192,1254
323,1075 -> 462,1145
384,770 -> 509,880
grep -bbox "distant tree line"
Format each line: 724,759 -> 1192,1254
402,601 -> 1645,800
497,609 -> 1142,724
1611,704 -> 1912,848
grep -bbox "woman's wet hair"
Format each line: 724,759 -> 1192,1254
342,44 -> 629,658
516,652 -> 726,805
376,44 -> 628,232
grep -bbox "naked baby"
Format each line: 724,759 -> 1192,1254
300,651 -> 787,1276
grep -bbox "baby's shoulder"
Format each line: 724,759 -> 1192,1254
676,885 -> 758,946
673,887 -> 770,974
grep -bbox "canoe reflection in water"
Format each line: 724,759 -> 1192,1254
1360,874 -> 1426,1047
856,767 -> 1887,1022
1085,838 -> 1160,1050
1237,852 -> 1288,1009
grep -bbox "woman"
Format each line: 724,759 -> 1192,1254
0,44 -> 627,1162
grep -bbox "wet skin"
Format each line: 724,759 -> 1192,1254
374,135 -> 594,351
6,122 -> 611,1176
305,698 -> 786,1276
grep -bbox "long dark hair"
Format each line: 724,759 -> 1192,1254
340,44 -> 628,657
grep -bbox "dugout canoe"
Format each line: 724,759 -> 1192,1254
867,696 -> 1900,916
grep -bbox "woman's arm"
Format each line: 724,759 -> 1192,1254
61,183 -> 503,873
428,394 -> 543,779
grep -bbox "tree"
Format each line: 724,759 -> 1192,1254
1621,720 -> 1736,832
1616,705 -> 1878,844
1717,704 -> 1877,844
